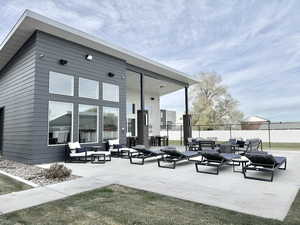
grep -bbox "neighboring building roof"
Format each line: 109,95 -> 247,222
0,10 -> 197,86
243,116 -> 269,122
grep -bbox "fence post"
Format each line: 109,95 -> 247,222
180,125 -> 183,146
229,124 -> 232,139
166,124 -> 169,141
268,121 -> 271,149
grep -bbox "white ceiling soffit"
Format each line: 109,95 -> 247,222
126,70 -> 182,96
0,10 -> 197,86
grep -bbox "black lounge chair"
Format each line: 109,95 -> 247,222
158,147 -> 201,169
244,153 -> 287,182
129,145 -> 164,165
190,151 -> 240,175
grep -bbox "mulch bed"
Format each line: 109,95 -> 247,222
0,159 -> 79,186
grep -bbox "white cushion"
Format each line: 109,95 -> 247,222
74,142 -> 81,149
70,152 -> 86,157
108,139 -> 119,146
68,142 -> 81,150
91,151 -> 111,156
120,148 -> 137,153
68,142 -> 76,150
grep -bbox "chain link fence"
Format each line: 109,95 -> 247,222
160,122 -> 300,149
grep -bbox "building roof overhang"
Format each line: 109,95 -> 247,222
0,10 -> 198,88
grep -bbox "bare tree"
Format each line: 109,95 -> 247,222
190,72 -> 243,127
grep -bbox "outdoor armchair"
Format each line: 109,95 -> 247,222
238,139 -> 264,155
244,152 -> 287,182
65,142 -> 112,163
65,142 -> 93,163
158,147 -> 201,169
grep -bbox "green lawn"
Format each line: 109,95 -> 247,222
168,140 -> 300,150
0,185 -> 299,225
0,174 -> 31,195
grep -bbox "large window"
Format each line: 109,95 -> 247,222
103,83 -> 119,102
49,71 -> 74,96
79,104 -> 98,143
79,78 -> 99,99
103,107 -> 119,140
48,101 -> 73,145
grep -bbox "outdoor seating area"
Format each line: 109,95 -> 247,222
41,148 -> 300,221
64,137 -> 288,182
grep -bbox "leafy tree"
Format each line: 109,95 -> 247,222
190,72 -> 243,128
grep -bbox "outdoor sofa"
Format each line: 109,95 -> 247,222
129,145 -> 164,165
157,147 -> 201,169
65,142 -> 111,163
190,150 -> 240,175
243,152 -> 287,182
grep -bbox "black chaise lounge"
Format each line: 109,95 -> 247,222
244,153 -> 287,182
129,145 -> 164,165
190,151 -> 240,175
158,147 -> 201,169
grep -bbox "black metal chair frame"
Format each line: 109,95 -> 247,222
129,151 -> 163,165
157,155 -> 187,169
194,157 -> 226,175
243,159 -> 287,182
157,150 -> 201,169
65,146 -> 89,163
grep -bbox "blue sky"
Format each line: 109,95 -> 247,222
1,0 -> 300,122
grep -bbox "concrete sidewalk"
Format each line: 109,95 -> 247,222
0,150 -> 299,221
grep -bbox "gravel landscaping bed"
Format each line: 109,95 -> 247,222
0,159 -> 79,186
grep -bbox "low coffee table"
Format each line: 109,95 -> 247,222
232,156 -> 249,173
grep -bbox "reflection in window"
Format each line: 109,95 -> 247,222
103,107 -> 119,140
48,101 -> 73,145
49,71 -> 74,96
103,83 -> 119,102
79,78 -> 99,99
79,104 -> 98,143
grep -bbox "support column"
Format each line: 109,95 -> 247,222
183,86 -> 192,146
137,73 -> 149,147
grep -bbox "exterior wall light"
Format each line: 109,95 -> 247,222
59,59 -> 68,65
85,54 -> 93,61
108,72 -> 115,77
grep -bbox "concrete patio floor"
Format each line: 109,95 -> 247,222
0,149 -> 299,221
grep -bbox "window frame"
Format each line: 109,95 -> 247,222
102,106 -> 120,141
48,101 -> 74,146
49,71 -> 74,96
78,77 -> 99,100
78,104 -> 99,144
102,82 -> 119,102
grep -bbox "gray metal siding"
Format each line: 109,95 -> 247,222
0,34 -> 37,163
32,31 -> 127,163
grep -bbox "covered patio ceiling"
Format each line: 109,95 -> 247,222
126,70 -> 183,96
